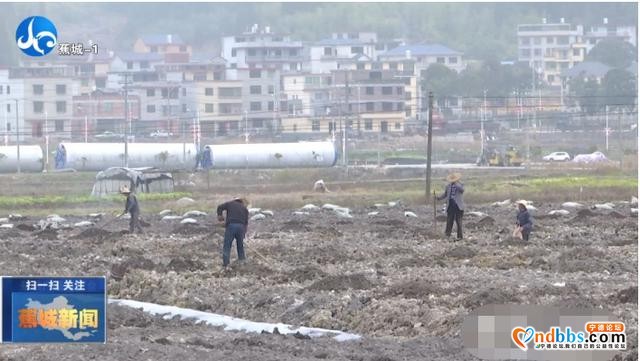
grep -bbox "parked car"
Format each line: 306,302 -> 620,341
572,151 -> 608,164
95,131 -> 124,140
542,151 -> 571,162
150,130 -> 173,138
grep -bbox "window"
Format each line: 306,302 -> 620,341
547,36 -> 554,44
448,57 -> 458,64
126,61 -> 133,70
521,49 -> 531,57
396,87 -> 404,95
382,102 -> 393,111
389,62 -> 398,70
140,61 -> 149,69
290,63 -> 298,71
247,49 -> 256,56
205,87 -> 214,96
557,36 -> 569,44
81,79 -> 89,86
0,85 -> 2,95
357,63 -> 365,70
520,37 -> 530,45
382,87 -> 393,95
54,85 -> 65,96
365,87 -> 374,95
250,85 -> 261,95
436,57 -> 445,63
547,75 -> 554,83
252,119 -> 263,128
219,87 -> 242,97
55,119 -> 64,132
147,89 -> 155,97
534,49 -> 541,56
364,119 -> 373,130
6,85 -> 9,94
366,102 -> 374,111
182,88 -> 186,96
324,47 -> 332,56
249,70 -> 261,78
312,119 -> 320,131
397,103 -> 404,111
147,105 -> 156,113
205,103 -> 214,113
533,37 -> 541,45
33,84 -> 44,95
369,71 -> 381,80
33,101 -> 44,113
351,46 -> 363,54
103,103 -> 113,113
95,79 -> 105,88
289,49 -> 298,56
274,49 -> 282,57
6,104 -> 9,113
194,73 -> 207,81
182,104 -> 187,113
268,101 -> 274,111
395,122 -> 401,130
180,45 -> 186,52
56,101 -> 66,113
573,48 -> 580,56
6,122 -> 10,131
250,102 -> 261,111
268,85 -> 274,94
161,88 -> 168,98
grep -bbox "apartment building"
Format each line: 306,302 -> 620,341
133,34 -> 193,62
378,44 -> 465,73
584,18 -> 637,53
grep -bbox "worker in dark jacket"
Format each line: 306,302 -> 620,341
217,197 -> 249,268
437,173 -> 465,240
515,202 -> 533,241
120,185 -> 143,233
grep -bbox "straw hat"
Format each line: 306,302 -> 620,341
234,197 -> 248,205
446,173 -> 462,183
119,185 -> 131,194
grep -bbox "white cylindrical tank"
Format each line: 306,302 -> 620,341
204,141 -> 337,169
0,145 -> 44,173
55,143 -> 198,171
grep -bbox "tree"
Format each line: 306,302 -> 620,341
572,79 -> 603,115
586,39 -> 638,69
422,63 -> 458,99
600,69 -> 637,112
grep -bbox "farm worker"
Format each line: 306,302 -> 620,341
216,197 -> 249,269
119,185 -> 143,233
436,173 -> 465,240
514,202 -> 533,241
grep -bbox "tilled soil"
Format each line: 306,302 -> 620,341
0,201 -> 636,360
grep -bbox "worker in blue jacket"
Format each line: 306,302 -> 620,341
120,185 -> 143,234
515,202 -> 533,241
437,173 -> 465,240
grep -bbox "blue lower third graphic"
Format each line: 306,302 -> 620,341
1,276 -> 106,343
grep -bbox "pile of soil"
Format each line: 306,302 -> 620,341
307,274 -> 374,291
72,227 -> 115,241
171,224 -> 211,236
34,228 -> 58,240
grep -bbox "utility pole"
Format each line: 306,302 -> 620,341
244,110 -> 249,143
605,105 -> 609,151
426,91 -> 434,203
122,72 -> 130,168
343,74 -> 349,168
44,111 -> 48,171
15,99 -> 20,174
481,89 -> 487,159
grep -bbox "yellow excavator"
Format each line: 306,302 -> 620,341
478,145 -> 524,167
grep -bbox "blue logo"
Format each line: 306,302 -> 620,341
15,16 -> 58,57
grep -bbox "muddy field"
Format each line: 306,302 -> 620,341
0,200 -> 637,360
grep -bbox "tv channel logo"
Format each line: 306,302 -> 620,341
15,16 -> 58,57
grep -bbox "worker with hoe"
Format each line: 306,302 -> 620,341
437,173 -> 465,240
217,197 -> 249,269
514,201 -> 533,241
119,185 -> 143,234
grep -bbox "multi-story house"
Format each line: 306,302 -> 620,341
584,18 -> 637,53
378,44 -> 465,73
72,90 -> 141,140
8,66 -> 79,141
0,67 -> 25,143
133,34 -> 192,62
308,32 -> 378,74
517,18 -> 586,87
